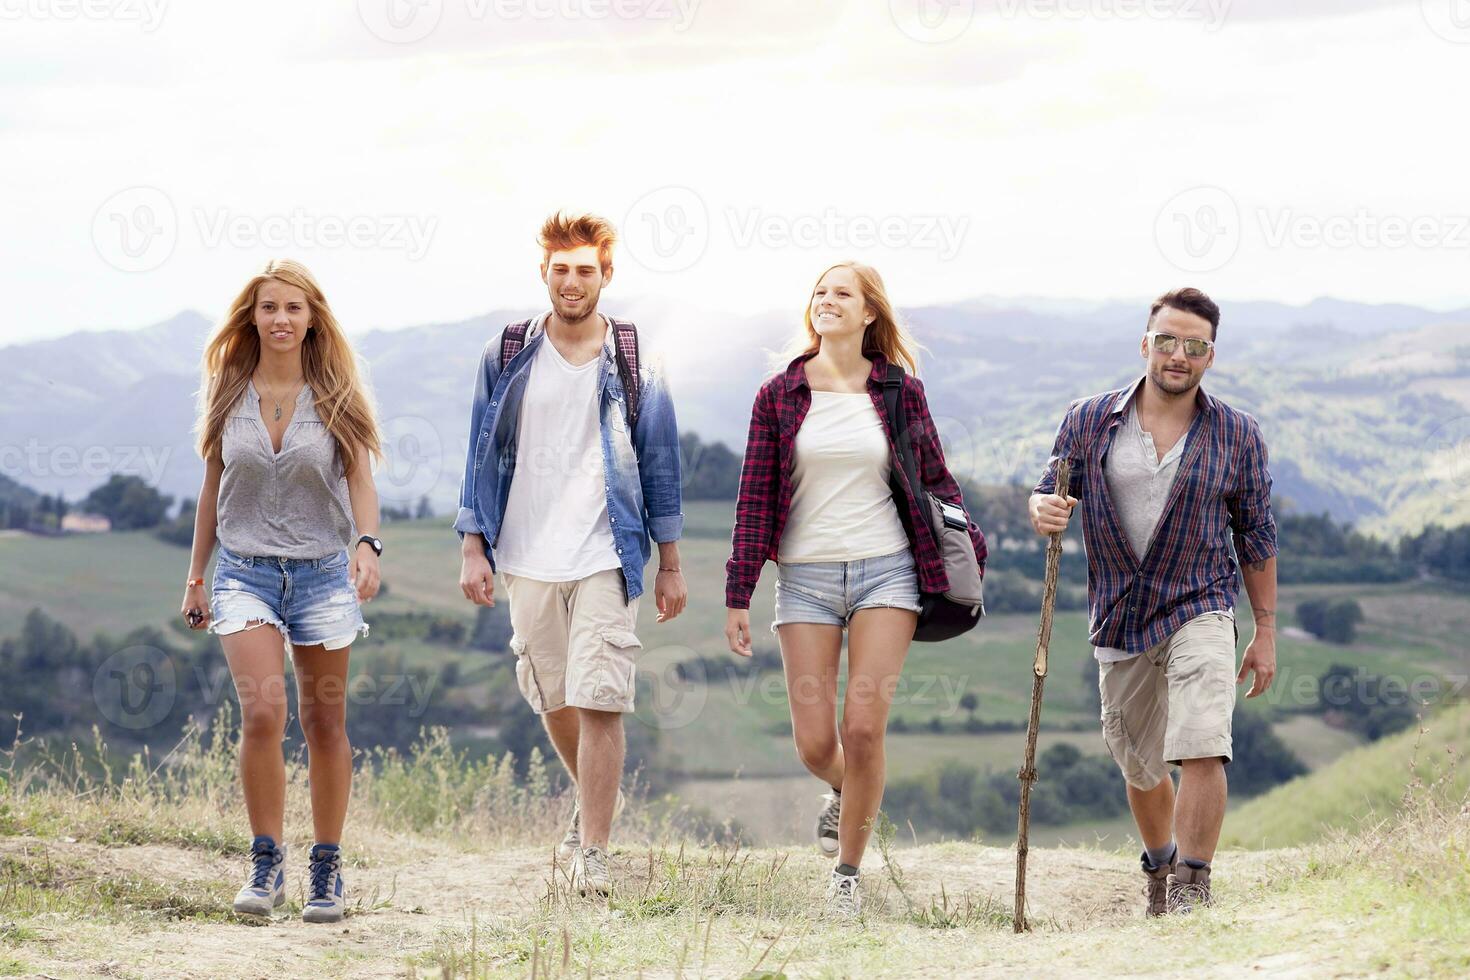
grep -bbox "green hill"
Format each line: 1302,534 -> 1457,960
1221,701 -> 1470,849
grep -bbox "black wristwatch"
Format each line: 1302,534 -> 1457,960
357,534 -> 383,557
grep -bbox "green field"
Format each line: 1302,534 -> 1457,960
5,501 -> 1467,850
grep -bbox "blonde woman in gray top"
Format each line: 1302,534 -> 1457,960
179,259 -> 383,924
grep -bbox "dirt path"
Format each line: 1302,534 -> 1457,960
0,835 -> 1304,978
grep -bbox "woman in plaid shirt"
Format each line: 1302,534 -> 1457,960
724,261 -> 984,918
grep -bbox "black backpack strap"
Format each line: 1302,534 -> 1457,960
498,319 -> 534,372
608,317 -> 641,430
883,365 -> 939,545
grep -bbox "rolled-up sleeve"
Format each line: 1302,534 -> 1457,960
1033,399 -> 1086,500
725,385 -> 780,609
1229,415 -> 1278,564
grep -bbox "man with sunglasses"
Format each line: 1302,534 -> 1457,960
1029,287 -> 1278,917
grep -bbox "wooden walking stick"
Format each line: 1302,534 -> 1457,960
1014,459 -> 1070,934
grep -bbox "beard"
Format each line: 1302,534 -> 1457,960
1150,363 -> 1200,396
550,287 -> 599,325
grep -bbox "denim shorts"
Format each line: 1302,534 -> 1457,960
771,548 -> 922,632
209,544 -> 369,651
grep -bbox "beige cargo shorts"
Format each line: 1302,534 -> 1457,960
1097,610 -> 1238,790
501,567 -> 642,714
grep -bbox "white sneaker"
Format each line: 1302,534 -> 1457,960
232,836 -> 286,916
573,845 -> 612,898
826,869 -> 860,919
815,790 -> 841,857
302,844 -> 347,924
557,788 -> 625,863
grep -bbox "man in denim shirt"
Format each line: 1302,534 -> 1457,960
455,212 -> 686,897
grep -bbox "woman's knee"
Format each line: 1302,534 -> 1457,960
239,701 -> 288,742
298,705 -> 348,748
839,718 -> 885,761
794,731 -> 839,770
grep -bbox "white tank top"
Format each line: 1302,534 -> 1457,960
777,391 -> 910,564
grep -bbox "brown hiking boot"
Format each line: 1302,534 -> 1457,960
1166,861 -> 1212,914
1141,851 -> 1174,918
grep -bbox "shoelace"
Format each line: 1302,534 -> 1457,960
248,845 -> 279,890
829,875 -> 859,911
308,853 -> 340,901
582,847 -> 608,875
818,793 -> 840,835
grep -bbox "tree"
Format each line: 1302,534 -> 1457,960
415,495 -> 434,520
470,604 -> 513,653
1296,597 -> 1362,644
81,475 -> 172,530
959,692 -> 978,721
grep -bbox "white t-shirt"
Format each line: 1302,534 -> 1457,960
777,391 -> 911,564
494,317 -> 622,582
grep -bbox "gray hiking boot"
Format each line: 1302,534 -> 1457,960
815,790 -> 841,857
1166,860 -> 1212,914
1141,850 -> 1175,918
557,789 -> 626,864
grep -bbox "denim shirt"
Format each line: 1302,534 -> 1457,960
454,315 -> 684,602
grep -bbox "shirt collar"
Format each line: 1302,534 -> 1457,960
781,350 -> 891,392
1111,374 -> 1216,416
528,311 -> 614,358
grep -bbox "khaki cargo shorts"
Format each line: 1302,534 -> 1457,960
1097,610 -> 1238,790
501,567 -> 642,714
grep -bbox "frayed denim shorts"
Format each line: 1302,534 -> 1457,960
209,544 -> 368,651
771,548 -> 921,632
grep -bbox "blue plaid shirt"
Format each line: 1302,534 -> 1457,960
1033,377 -> 1278,653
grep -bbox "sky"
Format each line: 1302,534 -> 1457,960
2,0 -> 1469,350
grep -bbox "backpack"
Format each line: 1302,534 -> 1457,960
882,364 -> 987,642
499,317 -> 642,429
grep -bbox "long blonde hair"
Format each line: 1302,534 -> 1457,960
196,259 -> 382,474
781,261 -> 922,375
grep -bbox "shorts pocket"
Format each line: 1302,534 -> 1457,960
595,628 -> 641,707
1101,708 -> 1139,777
510,635 -> 546,713
320,550 -> 349,571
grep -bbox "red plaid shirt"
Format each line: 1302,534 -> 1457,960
725,352 -> 986,609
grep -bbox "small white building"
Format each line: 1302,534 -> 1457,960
61,512 -> 112,533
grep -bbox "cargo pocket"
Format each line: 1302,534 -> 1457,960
1101,708 -> 1140,783
595,628 -> 642,709
510,635 -> 546,713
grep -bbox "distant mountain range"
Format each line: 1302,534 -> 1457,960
3,297 -> 1467,537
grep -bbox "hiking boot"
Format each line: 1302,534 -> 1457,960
1166,860 -> 1212,914
302,843 -> 347,923
557,789 -> 625,864
825,869 -> 861,919
815,790 -> 841,858
573,844 -> 612,898
1141,849 -> 1175,918
232,836 -> 286,916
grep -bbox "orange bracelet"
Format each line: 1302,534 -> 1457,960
186,578 -> 204,588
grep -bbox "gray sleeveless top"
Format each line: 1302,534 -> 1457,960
216,381 -> 356,559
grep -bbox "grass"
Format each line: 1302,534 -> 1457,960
1221,701 -> 1470,849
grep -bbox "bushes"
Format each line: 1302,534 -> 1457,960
1296,597 -> 1364,644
